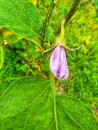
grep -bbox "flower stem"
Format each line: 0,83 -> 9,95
50,73 -> 58,130
43,0 -> 55,42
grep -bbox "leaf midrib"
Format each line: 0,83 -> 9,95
57,101 -> 85,130
1,83 -> 50,119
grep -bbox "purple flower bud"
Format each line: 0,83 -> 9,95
50,44 -> 69,80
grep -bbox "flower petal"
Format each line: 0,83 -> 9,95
50,44 -> 69,80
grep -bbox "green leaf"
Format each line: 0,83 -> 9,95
0,78 -> 97,130
4,34 -> 22,44
57,96 -> 98,130
0,78 -> 53,130
0,0 -> 42,42
0,46 -> 4,69
92,0 -> 98,8
0,28 -> 22,44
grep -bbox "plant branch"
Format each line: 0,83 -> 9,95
55,0 -> 81,35
42,0 -> 55,42
25,40 -> 31,65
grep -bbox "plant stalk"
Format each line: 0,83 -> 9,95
55,0 -> 81,35
43,0 -> 55,42
50,73 -> 58,130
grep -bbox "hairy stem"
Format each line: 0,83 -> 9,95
55,0 -> 81,35
50,73 -> 58,130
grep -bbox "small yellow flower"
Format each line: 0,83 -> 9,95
85,35 -> 91,45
